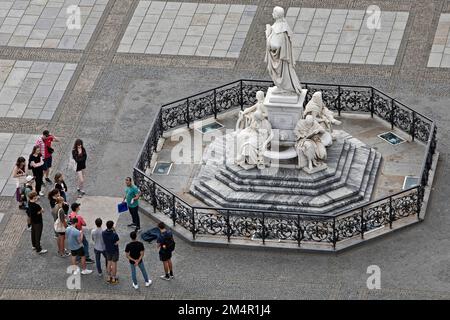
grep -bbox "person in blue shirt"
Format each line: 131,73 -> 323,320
123,177 -> 141,232
102,220 -> 119,284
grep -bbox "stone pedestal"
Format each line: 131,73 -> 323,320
264,87 -> 307,144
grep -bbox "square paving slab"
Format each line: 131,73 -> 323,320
0,0 -> 108,49
286,7 -> 408,65
118,1 -> 257,58
0,59 -> 76,119
427,13 -> 450,67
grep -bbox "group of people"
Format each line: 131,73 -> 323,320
12,130 -> 176,289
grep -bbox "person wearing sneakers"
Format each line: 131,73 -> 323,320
66,217 -> 93,275
28,145 -> 45,196
36,130 -> 59,184
157,222 -> 175,281
23,175 -> 35,231
27,191 -> 47,254
68,203 -> 94,264
72,139 -> 87,197
125,231 -> 152,290
102,221 -> 120,284
91,218 -> 107,277
123,177 -> 141,233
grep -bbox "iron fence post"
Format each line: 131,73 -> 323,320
191,207 -> 196,240
416,186 -> 422,221
411,111 -> 415,142
390,98 -> 395,130
151,181 -> 157,213
360,208 -> 365,239
240,80 -> 244,110
389,196 -> 393,229
332,217 -> 336,250
370,87 -> 374,117
171,194 -> 176,226
186,98 -> 190,128
297,215 -> 301,247
262,212 -> 265,245
213,88 -> 217,119
226,210 -> 231,242
337,86 -> 342,116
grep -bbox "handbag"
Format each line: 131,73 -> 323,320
47,146 -> 54,154
54,209 -> 66,233
117,202 -> 128,213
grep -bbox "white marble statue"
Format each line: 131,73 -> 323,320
303,91 -> 341,145
294,115 -> 328,172
265,6 -> 302,95
235,91 -> 273,169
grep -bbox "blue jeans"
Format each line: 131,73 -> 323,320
94,249 -> 107,274
130,262 -> 149,285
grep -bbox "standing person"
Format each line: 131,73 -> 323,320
68,203 -> 94,264
125,231 -> 152,290
55,202 -> 70,257
54,172 -> 68,201
123,177 -> 141,232
65,217 -> 93,275
72,139 -> 87,197
102,220 -> 119,284
157,222 -> 175,280
23,176 -> 35,231
48,189 -> 61,239
36,130 -> 59,184
28,145 -> 45,196
13,157 -> 27,210
91,218 -> 107,277
27,191 -> 47,254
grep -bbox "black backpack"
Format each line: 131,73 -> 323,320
163,234 -> 175,252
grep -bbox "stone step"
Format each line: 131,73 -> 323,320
191,146 -> 380,215
224,138 -> 347,183
217,142 -> 355,193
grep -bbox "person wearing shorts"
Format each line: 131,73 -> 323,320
66,217 -> 92,275
36,130 -> 59,184
102,220 -> 120,284
157,222 -> 175,281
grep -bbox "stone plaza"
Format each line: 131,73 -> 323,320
0,0 -> 448,300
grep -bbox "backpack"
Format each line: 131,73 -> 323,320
162,233 -> 175,252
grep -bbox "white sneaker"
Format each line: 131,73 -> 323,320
145,280 -> 152,287
38,249 -> 47,254
26,226 -> 32,231
39,191 -> 44,196
31,246 -> 36,250
132,283 -> 139,290
81,269 -> 93,275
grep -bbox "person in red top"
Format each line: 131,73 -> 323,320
68,203 -> 94,264
35,130 -> 59,184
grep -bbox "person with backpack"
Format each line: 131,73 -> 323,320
125,231 -> 152,289
35,130 -> 59,184
156,222 -> 175,281
13,157 -> 27,210
28,145 -> 45,196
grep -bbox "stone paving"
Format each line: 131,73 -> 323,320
118,1 -> 257,58
0,133 -> 38,196
0,59 -> 76,119
0,0 -> 449,300
427,13 -> 450,68
287,8 -> 408,65
0,0 -> 108,49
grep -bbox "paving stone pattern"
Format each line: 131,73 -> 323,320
0,133 -> 39,196
286,7 -> 409,65
118,1 -> 257,58
427,14 -> 450,68
0,0 -> 108,49
0,59 -> 76,119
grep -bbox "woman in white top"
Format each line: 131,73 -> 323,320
12,157 -> 27,210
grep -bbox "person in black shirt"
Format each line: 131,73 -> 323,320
29,146 -> 45,196
125,231 -> 152,289
54,172 -> 68,201
72,139 -> 87,196
28,191 -> 47,254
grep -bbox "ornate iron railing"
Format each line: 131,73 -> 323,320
133,80 -> 437,250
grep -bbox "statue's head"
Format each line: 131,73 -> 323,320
272,6 -> 285,20
256,90 -> 265,102
312,91 -> 323,104
305,115 -> 314,126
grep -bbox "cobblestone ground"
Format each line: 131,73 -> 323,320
0,0 -> 449,300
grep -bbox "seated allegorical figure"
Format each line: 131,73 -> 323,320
303,91 -> 341,146
294,115 -> 327,172
235,91 -> 273,169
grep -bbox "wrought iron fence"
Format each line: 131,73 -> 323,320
133,79 -> 437,250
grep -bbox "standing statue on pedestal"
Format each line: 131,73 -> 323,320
265,6 -> 302,95
235,91 -> 273,170
294,115 -> 328,173
303,91 -> 342,145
